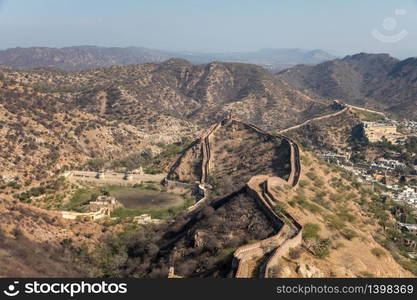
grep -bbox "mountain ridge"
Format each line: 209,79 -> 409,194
0,46 -> 335,72
279,53 -> 417,120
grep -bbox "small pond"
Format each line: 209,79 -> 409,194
110,189 -> 184,210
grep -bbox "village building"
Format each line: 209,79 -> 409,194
394,187 -> 417,206
133,214 -> 163,225
317,152 -> 350,165
397,222 -> 417,236
96,170 -> 105,179
131,166 -> 144,175
88,195 -> 120,211
404,238 -> 417,250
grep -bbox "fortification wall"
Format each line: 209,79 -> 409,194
261,179 -> 303,278
279,135 -> 301,188
67,171 -> 165,186
264,230 -> 303,277
239,119 -> 301,187
200,122 -> 222,183
61,207 -> 111,220
265,180 -> 302,232
234,225 -> 290,278
291,141 -> 302,187
233,176 -> 296,278
278,107 -> 349,134
346,104 -> 385,116
165,117 -> 304,278
163,179 -> 194,189
232,168 -> 303,278
186,185 -> 209,213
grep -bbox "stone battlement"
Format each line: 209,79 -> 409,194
232,174 -> 303,278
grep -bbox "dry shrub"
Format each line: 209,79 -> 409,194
288,247 -> 303,259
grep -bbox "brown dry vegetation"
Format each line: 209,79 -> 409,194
168,118 -> 292,197
0,59 -> 414,278
267,152 -> 412,277
0,198 -> 114,277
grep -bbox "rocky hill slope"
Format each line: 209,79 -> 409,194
279,53 -> 417,120
167,116 -> 294,195
94,117 -> 413,278
0,59 -> 343,184
2,59 -> 338,129
1,115 -> 414,278
0,86 -> 192,183
0,196 -> 107,277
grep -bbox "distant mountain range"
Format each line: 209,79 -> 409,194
279,53 -> 417,121
0,46 -> 335,72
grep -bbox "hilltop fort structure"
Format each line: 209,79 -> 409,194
362,121 -> 405,144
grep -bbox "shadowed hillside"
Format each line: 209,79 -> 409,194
279,53 -> 417,120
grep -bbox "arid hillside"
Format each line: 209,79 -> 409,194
1,58 -> 339,130
282,107 -> 361,152
0,46 -> 169,71
168,116 -> 293,196
0,59 -> 344,186
131,190 -> 281,278
266,151 -> 413,278
0,114 -> 415,278
92,116 -> 297,278
0,196 -> 108,277
89,118 -> 414,278
279,53 -> 417,121
1,58 -> 414,279
0,69 -> 200,186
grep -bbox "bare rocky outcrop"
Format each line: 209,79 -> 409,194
297,264 -> 325,278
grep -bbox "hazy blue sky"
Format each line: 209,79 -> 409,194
1,0 -> 417,57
